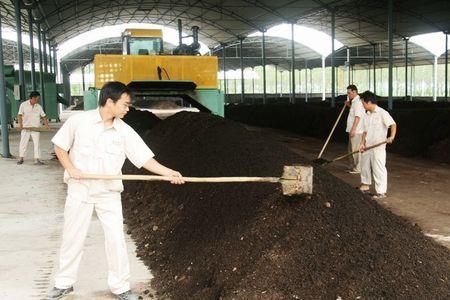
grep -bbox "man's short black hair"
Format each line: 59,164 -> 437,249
346,84 -> 358,92
29,91 -> 40,98
360,90 -> 377,104
99,81 -> 131,107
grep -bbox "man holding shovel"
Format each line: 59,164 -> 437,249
359,91 -> 397,199
47,81 -> 184,300
17,91 -> 50,165
345,85 -> 365,174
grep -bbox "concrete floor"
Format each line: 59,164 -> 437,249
0,128 -> 157,299
248,126 -> 450,249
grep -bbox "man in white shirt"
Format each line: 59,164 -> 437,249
17,91 -> 49,165
47,81 -> 185,300
345,85 -> 365,174
359,91 -> 397,199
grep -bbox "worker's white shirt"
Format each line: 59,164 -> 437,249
363,105 -> 396,145
51,109 -> 154,202
18,100 -> 46,127
346,95 -> 365,133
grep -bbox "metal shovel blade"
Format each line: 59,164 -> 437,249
280,165 -> 313,196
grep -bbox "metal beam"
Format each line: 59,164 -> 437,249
37,22 -> 45,111
445,32 -> 448,102
49,46 -> 53,73
404,38 -> 408,100
81,65 -> 85,92
346,48 -> 350,86
43,32 -> 48,73
388,0 -> 394,110
14,0 -> 25,101
372,43 -> 376,95
331,9 -> 335,107
290,22 -> 295,104
322,56 -> 326,100
275,64 -> 278,95
433,55 -> 437,101
305,60 -> 308,102
222,43 -> 227,98
28,9 -> 36,91
262,30 -> 267,104
0,11 -> 11,158
239,37 -> 244,103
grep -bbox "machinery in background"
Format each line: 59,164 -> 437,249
84,20 -> 224,118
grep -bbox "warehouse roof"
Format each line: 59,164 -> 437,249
1,0 -> 449,72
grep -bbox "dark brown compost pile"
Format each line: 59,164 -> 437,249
122,112 -> 450,300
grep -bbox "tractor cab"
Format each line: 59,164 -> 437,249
122,29 -> 164,55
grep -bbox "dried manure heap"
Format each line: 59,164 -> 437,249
122,111 -> 450,300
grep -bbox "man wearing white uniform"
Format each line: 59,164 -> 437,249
359,91 -> 397,199
345,85 -> 365,174
47,81 -> 185,300
17,91 -> 49,165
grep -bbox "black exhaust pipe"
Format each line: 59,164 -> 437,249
178,19 -> 183,46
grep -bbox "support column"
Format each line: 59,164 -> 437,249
14,0 -> 25,101
53,47 -> 58,79
262,30 -> 267,104
388,0 -> 394,110
404,38 -> 409,100
222,44 -> 227,98
43,32 -> 48,73
275,64 -> 278,95
239,37 -> 245,103
346,48 -> 350,86
61,66 -> 71,105
37,22 -> 45,111
49,45 -> 53,73
291,22 -> 296,103
81,65 -> 86,92
27,9 -> 36,91
0,11 -> 11,157
280,71 -> 283,97
372,43 -> 376,95
445,32 -> 448,102
305,60 -> 308,102
331,9 -> 336,107
410,64 -> 414,101
322,56 -> 326,100
433,56 -> 438,101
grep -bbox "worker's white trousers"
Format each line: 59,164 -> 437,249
360,146 -> 388,194
348,133 -> 362,172
54,193 -> 130,295
19,130 -> 40,159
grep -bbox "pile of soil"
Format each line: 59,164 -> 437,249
123,106 -> 161,133
226,103 -> 450,163
122,112 -> 450,300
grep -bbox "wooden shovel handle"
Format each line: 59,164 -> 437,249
331,140 -> 388,162
82,173 -> 280,183
317,104 -> 347,159
17,127 -> 54,132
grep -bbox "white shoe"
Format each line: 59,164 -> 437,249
372,193 -> 387,199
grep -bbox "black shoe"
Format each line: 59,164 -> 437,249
117,290 -> 139,300
47,286 -> 73,299
34,160 -> 45,165
17,159 -> 24,165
